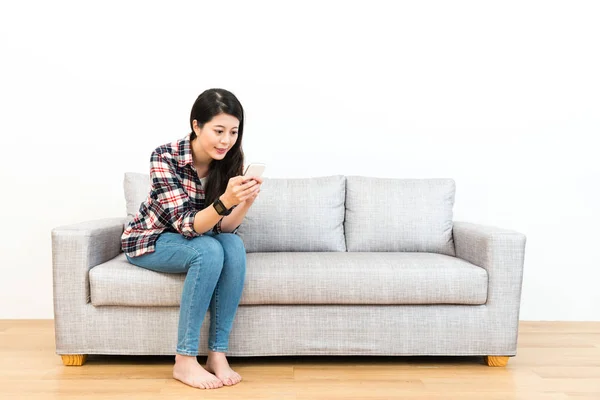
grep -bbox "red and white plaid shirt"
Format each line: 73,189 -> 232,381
121,134 -> 232,257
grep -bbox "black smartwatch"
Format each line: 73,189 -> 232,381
212,197 -> 232,216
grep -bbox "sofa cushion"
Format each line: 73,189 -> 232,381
89,252 -> 487,306
236,176 -> 347,252
123,172 -> 347,252
345,177 -> 456,256
124,172 -> 151,222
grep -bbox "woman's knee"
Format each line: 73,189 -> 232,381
216,233 -> 246,255
188,236 -> 225,269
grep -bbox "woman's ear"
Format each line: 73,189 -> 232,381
192,119 -> 201,135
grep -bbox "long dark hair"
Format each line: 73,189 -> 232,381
189,88 -> 245,208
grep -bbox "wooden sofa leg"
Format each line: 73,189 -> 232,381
61,354 -> 88,366
484,356 -> 509,367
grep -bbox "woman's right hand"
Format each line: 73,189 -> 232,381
220,176 -> 259,208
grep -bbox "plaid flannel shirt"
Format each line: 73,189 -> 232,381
121,134 -> 237,257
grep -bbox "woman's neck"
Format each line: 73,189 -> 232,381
190,137 -> 212,171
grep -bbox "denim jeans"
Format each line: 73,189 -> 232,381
125,231 -> 246,356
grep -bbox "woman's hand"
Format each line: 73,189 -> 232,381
242,176 -> 263,205
220,176 -> 263,208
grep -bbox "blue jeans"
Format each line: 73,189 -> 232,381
125,231 -> 246,356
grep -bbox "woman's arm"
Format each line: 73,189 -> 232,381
219,177 -> 262,233
194,200 -> 230,234
219,200 -> 252,233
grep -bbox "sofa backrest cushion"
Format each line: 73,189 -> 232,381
344,176 -> 456,256
237,175 -> 347,252
123,172 -> 347,253
124,172 -> 151,222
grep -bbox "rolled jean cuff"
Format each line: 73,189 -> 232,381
209,347 -> 228,352
176,348 -> 198,356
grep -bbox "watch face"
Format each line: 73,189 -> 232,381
213,199 -> 226,214
214,199 -> 232,215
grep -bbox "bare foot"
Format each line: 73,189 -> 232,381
205,350 -> 242,386
173,354 -> 223,389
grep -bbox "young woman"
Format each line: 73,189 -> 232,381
121,88 -> 262,390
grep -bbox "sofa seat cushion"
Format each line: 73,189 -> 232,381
89,252 -> 488,306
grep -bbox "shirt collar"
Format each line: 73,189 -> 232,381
176,134 -> 194,168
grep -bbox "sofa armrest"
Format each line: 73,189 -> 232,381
453,221 -> 526,307
52,217 -> 127,307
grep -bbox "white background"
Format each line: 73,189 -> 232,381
1,1 -> 598,320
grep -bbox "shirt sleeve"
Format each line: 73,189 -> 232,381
150,152 -> 202,239
212,218 -> 224,234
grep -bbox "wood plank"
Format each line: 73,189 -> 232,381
532,366 -> 600,379
565,394 -> 600,399
537,379 -> 600,393
511,348 -> 600,367
518,333 -> 599,348
518,322 -> 600,334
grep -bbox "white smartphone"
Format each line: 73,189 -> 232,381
243,163 -> 266,178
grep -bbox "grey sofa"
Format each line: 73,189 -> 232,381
52,174 -> 526,367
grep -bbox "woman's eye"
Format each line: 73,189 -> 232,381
215,130 -> 223,134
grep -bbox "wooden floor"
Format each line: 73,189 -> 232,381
1,321 -> 599,399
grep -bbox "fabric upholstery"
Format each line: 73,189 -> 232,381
51,176 -> 527,358
344,176 -> 456,255
236,176 -> 347,252
54,303 -> 517,357
124,172 -> 151,221
453,221 -> 527,350
89,252 -> 488,306
124,173 -> 347,252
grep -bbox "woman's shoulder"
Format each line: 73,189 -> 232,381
151,135 -> 188,162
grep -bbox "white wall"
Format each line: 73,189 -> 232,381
1,0 -> 598,320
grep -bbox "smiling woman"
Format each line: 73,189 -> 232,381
189,115 -> 240,179
119,88 -> 263,390
188,91 -> 246,208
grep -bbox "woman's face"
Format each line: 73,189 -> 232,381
192,113 -> 239,165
